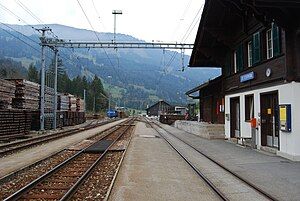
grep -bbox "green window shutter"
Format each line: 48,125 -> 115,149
225,54 -> 231,76
272,23 -> 281,56
252,32 -> 261,64
237,44 -> 244,71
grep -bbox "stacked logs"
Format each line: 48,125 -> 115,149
10,79 -> 40,110
0,79 -> 86,139
0,79 -> 16,109
0,109 -> 31,140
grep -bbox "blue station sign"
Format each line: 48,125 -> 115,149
240,71 -> 255,83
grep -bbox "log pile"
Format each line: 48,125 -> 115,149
0,79 -> 16,109
58,93 -> 69,111
76,98 -> 85,112
0,109 -> 31,140
68,94 -> 77,112
10,79 -> 39,110
0,79 -> 86,137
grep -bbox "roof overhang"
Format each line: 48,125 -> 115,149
189,0 -> 300,68
186,75 -> 223,98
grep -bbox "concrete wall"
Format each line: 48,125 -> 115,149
174,120 -> 225,139
225,82 -> 300,160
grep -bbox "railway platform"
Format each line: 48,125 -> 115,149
158,121 -> 300,201
109,121 -> 219,201
109,119 -> 300,201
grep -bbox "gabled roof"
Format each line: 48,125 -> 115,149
189,0 -> 300,68
146,100 -> 172,111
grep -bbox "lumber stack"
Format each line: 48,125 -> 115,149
68,94 -> 77,112
10,79 -> 39,110
76,98 -> 85,112
0,79 -> 16,109
58,93 -> 69,111
45,86 -> 54,113
0,109 -> 31,140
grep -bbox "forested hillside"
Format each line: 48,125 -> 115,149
0,24 -> 221,109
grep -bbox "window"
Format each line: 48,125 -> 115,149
233,51 -> 237,73
252,32 -> 261,64
266,29 -> 273,59
272,24 -> 281,56
245,95 -> 254,121
248,41 -> 253,67
233,44 -> 244,73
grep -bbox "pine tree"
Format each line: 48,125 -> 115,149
27,63 -> 39,83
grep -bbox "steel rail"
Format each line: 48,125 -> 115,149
60,117 -> 135,200
145,118 -> 229,201
0,119 -> 121,184
3,118 -> 133,201
0,119 -> 118,156
149,119 -> 278,201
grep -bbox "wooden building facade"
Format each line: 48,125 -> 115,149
189,0 -> 300,160
186,76 -> 224,124
146,100 -> 173,117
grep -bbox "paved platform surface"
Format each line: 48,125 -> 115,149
0,119 -> 127,178
158,122 -> 300,201
109,122 -> 220,201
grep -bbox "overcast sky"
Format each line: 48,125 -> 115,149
0,0 -> 204,44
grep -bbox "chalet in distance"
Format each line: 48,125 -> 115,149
146,100 -> 173,117
188,0 -> 300,160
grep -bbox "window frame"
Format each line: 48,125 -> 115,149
245,94 -> 254,122
266,28 -> 273,59
247,41 -> 253,67
233,50 -> 237,73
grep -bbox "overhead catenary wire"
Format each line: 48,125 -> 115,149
0,2 -> 39,36
15,0 -> 43,24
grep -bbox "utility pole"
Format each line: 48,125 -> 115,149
83,89 -> 86,113
53,48 -> 58,130
112,10 -> 122,43
93,86 -> 96,114
38,27 -> 51,131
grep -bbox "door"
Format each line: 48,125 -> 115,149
230,97 -> 240,138
260,92 -> 279,149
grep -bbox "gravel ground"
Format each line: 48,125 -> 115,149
0,150 -> 77,200
71,151 -> 124,201
70,125 -> 134,200
0,120 -> 134,200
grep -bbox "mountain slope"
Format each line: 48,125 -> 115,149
0,24 -> 221,109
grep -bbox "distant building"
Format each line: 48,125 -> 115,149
188,0 -> 300,160
186,76 -> 224,124
146,100 -> 173,117
174,106 -> 187,115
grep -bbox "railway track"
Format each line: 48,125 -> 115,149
145,118 -> 278,201
3,117 -> 135,201
0,118 -> 119,157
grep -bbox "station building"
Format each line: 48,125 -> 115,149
188,0 -> 300,160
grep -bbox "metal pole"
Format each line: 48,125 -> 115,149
113,13 -> 116,43
83,89 -> 86,113
40,30 -> 46,131
53,49 -> 58,130
112,10 -> 122,43
38,27 -> 51,131
93,87 -> 96,114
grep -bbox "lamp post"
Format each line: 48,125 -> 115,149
112,10 -> 122,43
